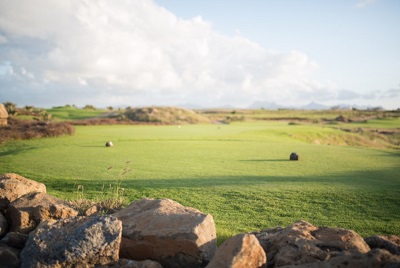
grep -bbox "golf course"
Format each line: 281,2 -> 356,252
0,106 -> 399,243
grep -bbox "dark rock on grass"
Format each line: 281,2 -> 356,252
290,152 -> 299,160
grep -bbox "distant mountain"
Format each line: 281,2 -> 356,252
248,101 -> 330,110
301,102 -> 329,110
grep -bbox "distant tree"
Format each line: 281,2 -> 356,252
107,106 -> 113,111
24,105 -> 34,113
83,105 -> 96,110
3,101 -> 18,116
34,110 -> 52,123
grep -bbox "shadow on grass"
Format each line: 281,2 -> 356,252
239,159 -> 290,162
45,166 -> 400,193
0,146 -> 39,157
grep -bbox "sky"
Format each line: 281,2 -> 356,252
0,0 -> 399,109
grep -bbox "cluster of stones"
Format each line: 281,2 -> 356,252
0,173 -> 399,268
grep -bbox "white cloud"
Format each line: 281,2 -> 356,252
0,0 -> 340,107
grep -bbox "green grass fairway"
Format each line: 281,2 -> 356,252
1,122 -> 399,242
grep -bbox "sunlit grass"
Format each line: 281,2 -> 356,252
1,122 -> 399,243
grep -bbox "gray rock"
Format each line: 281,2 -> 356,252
20,215 -> 122,268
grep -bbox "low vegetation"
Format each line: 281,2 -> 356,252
1,102 -> 399,243
0,117 -> 74,143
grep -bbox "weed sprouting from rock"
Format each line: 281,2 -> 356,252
69,161 -> 133,216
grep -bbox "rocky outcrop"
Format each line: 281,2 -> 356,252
206,233 -> 266,268
113,198 -> 217,268
253,220 -> 371,267
0,173 -> 399,268
0,173 -> 46,212
6,192 -> 78,234
20,216 -> 122,267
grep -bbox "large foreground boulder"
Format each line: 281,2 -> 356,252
0,173 -> 46,212
206,233 -> 266,268
6,192 -> 78,234
20,215 -> 122,267
113,198 -> 217,268
253,220 -> 370,267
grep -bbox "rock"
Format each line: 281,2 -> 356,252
106,141 -> 114,147
6,192 -> 78,234
365,235 -> 400,255
0,212 -> 7,238
97,259 -> 163,268
253,220 -> 370,267
279,249 -> 400,268
289,152 -> 299,160
113,198 -> 217,268
0,173 -> 46,212
0,244 -> 21,268
206,233 -> 266,268
20,215 -> 122,267
0,232 -> 28,249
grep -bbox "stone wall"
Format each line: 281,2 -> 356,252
0,173 -> 399,268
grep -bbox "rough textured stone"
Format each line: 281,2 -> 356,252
113,198 -> 217,268
206,233 -> 266,268
279,249 -> 400,268
20,215 -> 122,268
0,173 -> 46,212
253,220 -> 370,268
0,232 -> 28,249
365,235 -> 400,255
0,244 -> 21,268
97,259 -> 163,268
0,212 -> 7,238
6,192 -> 78,234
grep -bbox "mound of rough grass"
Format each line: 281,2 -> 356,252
0,118 -> 74,143
124,106 -> 210,124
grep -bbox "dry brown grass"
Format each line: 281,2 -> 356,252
0,118 -> 74,143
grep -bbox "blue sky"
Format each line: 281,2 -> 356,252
0,0 -> 399,109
